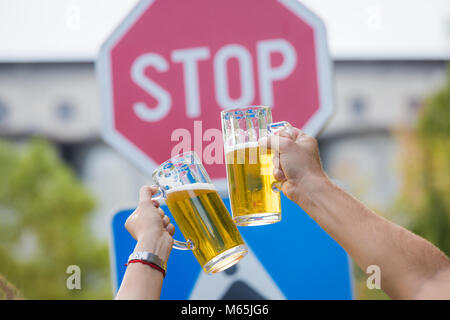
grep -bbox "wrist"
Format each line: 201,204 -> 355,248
292,171 -> 331,211
135,234 -> 172,262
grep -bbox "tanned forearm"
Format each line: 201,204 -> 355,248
297,175 -> 450,299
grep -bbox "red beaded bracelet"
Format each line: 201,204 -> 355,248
125,259 -> 166,278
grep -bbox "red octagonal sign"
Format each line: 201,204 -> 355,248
97,0 -> 333,181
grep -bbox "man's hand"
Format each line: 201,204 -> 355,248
124,186 -> 175,262
260,128 -> 327,210
260,125 -> 450,300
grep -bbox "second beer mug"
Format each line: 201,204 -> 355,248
152,151 -> 247,274
221,106 -> 292,226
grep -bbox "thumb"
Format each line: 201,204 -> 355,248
138,185 -> 158,206
273,168 -> 286,181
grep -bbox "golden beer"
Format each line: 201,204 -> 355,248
165,183 -> 246,273
225,143 -> 281,226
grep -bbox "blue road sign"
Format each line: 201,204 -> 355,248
110,194 -> 354,299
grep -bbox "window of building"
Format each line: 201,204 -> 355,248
0,99 -> 8,123
56,101 -> 75,122
350,96 -> 366,119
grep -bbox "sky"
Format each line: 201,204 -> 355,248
0,0 -> 449,62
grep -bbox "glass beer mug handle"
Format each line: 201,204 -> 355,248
267,121 -> 293,137
150,188 -> 163,201
266,121 -> 293,193
173,239 -> 195,251
151,187 -> 195,251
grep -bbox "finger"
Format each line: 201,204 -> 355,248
162,215 -> 170,227
152,200 -> 160,208
166,223 -> 175,236
139,186 -> 154,205
272,154 -> 280,170
273,167 -> 286,181
156,208 -> 165,218
148,185 -> 159,194
293,128 -> 306,142
280,127 -> 303,141
272,154 -> 286,181
278,129 -> 293,139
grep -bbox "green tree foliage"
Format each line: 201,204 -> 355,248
0,138 -> 111,299
355,66 -> 449,300
395,65 -> 450,256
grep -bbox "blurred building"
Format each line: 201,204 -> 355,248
0,60 -> 447,238
0,0 -> 449,239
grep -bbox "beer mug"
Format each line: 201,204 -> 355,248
151,151 -> 247,274
221,106 -> 292,226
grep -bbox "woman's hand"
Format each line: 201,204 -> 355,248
124,186 -> 175,262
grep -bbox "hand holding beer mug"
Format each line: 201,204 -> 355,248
151,151 -> 247,274
221,106 -> 293,226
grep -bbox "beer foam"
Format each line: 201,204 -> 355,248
224,141 -> 259,154
165,183 -> 216,195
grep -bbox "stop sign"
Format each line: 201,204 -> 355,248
97,0 -> 333,181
